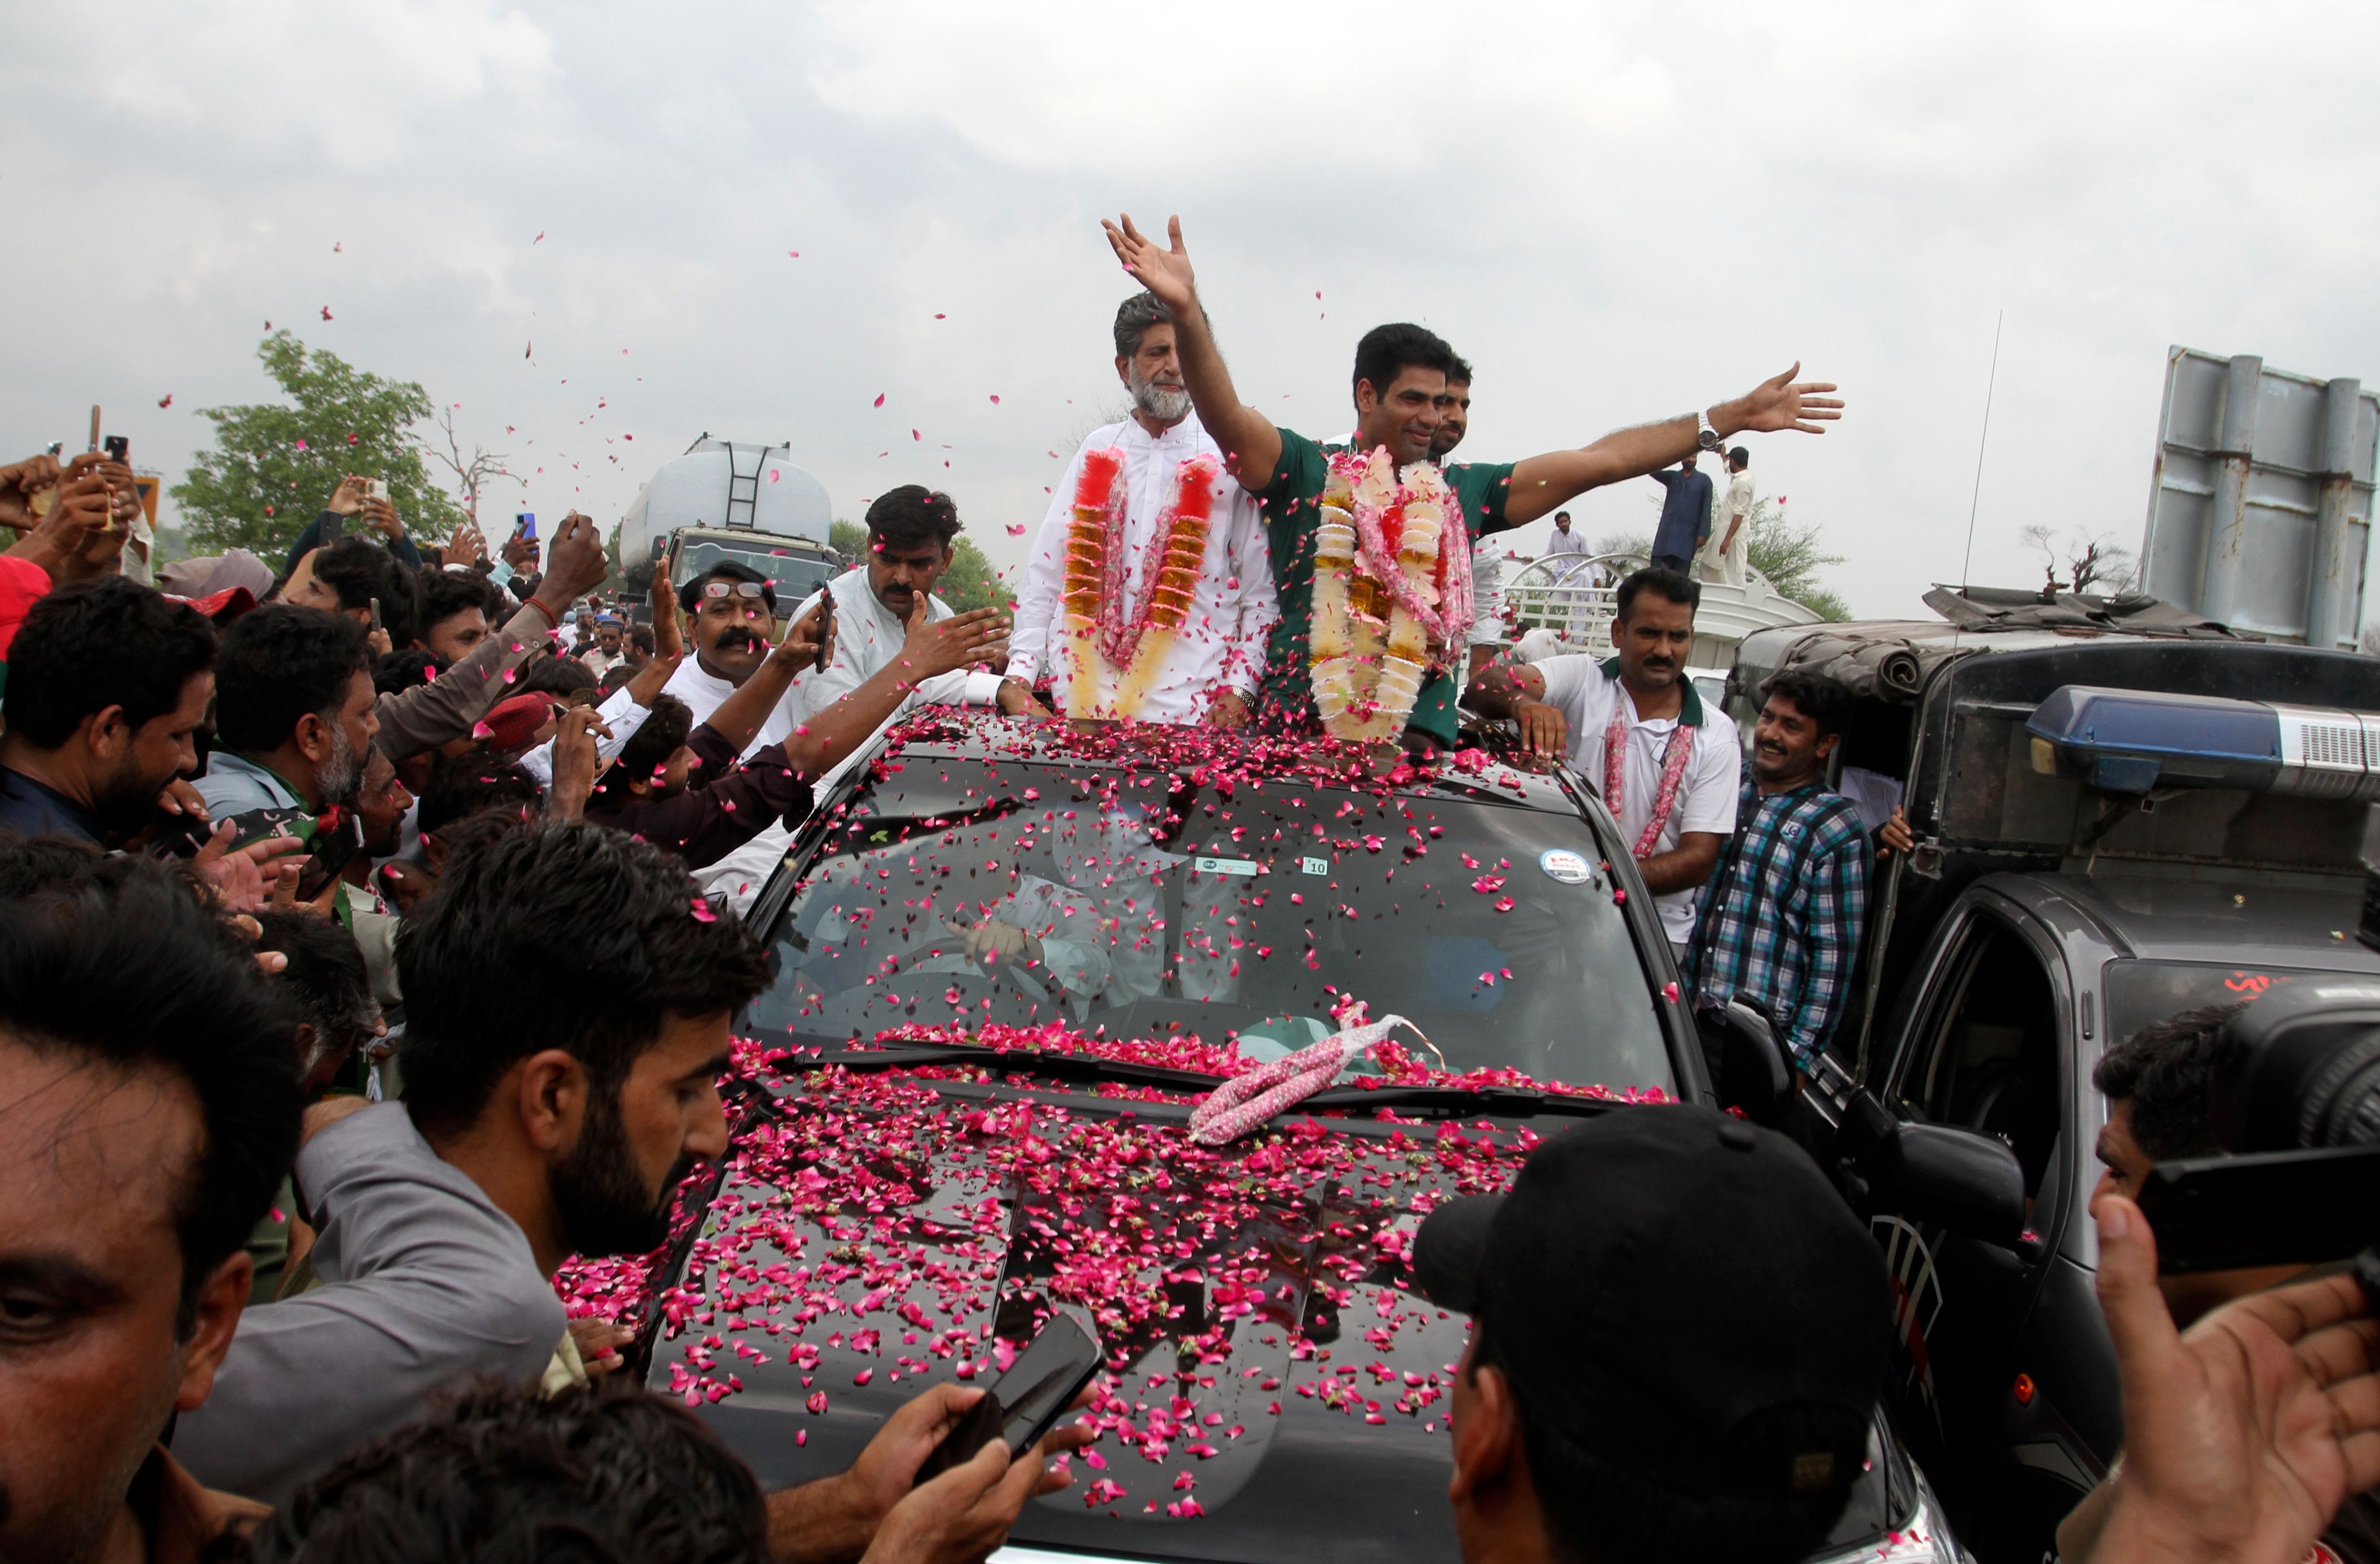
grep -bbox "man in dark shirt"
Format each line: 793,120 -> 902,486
1647,455 -> 1714,574
0,578 -> 219,846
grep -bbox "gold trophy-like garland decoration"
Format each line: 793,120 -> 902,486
1060,449 -> 1220,719
1310,448 -> 1473,741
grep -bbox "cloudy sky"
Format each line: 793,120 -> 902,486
6,0 -> 2376,621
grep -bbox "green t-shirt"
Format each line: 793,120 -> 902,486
1253,428 -> 1514,744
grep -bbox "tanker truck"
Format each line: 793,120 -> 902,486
614,436 -> 842,618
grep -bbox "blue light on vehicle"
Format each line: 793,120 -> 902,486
2026,685 -> 2380,799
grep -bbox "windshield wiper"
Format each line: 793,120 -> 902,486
778,1039 -> 1223,1092
1290,1082 -> 1626,1120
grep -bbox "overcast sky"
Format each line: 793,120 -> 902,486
7,0 -> 2376,622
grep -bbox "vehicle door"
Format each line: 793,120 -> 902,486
1859,897 -> 2095,1559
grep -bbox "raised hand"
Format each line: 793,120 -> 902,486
359,493 -> 405,540
190,822 -> 309,915
1101,213 -> 1197,313
326,475 -> 368,516
2089,1193 -> 2380,1564
1727,364 -> 1844,436
5,470 -> 115,579
0,452 -> 61,531
545,705 -> 609,824
897,598 -> 1010,684
536,511 -> 609,606
444,521 -> 487,569
772,595 -> 832,669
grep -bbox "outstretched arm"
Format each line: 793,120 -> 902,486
1499,366 -> 1843,528
1461,660 -> 1567,758
1103,213 -> 1284,492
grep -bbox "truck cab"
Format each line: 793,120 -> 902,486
617,437 -> 842,617
1722,589 -> 2380,1560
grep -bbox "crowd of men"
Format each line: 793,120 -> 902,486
1,211 -> 2376,1564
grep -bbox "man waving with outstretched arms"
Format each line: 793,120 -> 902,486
1101,211 -> 1844,749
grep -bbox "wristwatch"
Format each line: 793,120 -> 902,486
1696,410 -> 1723,453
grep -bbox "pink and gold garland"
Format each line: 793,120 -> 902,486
1309,449 -> 1473,742
1060,449 -> 1218,719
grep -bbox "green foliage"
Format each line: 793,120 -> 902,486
827,517 -> 1013,613
1744,500 -> 1850,621
937,538 -> 1013,613
171,332 -> 467,558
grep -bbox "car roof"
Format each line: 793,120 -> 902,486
877,712 -> 1587,815
1994,872 -> 2380,972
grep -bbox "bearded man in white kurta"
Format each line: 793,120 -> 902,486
1007,293 -> 1277,726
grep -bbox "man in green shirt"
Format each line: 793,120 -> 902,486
1101,211 -> 1845,749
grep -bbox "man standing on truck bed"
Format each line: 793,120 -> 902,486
1685,669 -> 1869,1071
1008,294 -> 1279,725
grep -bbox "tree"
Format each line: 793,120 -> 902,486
827,518 -> 1014,613
1745,498 -> 1850,620
2019,523 -> 2138,595
172,332 -> 467,558
426,404 -> 522,524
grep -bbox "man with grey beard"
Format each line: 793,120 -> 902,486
1006,292 -> 1278,725
195,607 -> 382,908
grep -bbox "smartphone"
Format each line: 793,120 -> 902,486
103,434 -> 129,465
368,596 -> 384,634
813,591 -> 835,674
361,478 -> 386,503
516,512 -> 537,542
320,511 -> 345,543
912,1310 -> 1101,1487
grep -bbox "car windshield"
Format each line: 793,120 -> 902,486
2102,958 -> 2354,1043
675,538 -> 837,603
746,755 -> 1674,1093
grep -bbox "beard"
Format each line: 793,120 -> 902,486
1129,366 -> 1191,423
92,757 -> 175,834
315,720 -> 362,806
550,1084 -> 688,1259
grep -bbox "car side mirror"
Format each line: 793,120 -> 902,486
1867,1122 -> 2027,1246
1698,999 -> 1792,1127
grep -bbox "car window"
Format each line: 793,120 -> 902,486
746,758 -> 1675,1094
2100,959 -> 2348,1046
676,540 -> 837,603
1903,920 -> 2063,1198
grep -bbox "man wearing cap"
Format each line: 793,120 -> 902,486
1413,1104 -> 1890,1564
580,614 -> 629,679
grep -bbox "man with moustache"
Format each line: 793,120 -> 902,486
782,486 -> 1035,731
1463,568 -> 1741,960
1684,670 -> 1869,1073
1008,292 -> 1278,724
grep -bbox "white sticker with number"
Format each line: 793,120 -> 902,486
1192,856 -> 1259,877
1302,856 -> 1330,876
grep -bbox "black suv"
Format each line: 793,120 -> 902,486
597,716 -> 1968,1564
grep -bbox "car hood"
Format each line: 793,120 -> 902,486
631,1053 -> 1909,1564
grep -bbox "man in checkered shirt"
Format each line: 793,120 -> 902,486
1683,670 -> 1870,1071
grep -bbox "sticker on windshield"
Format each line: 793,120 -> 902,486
1192,856 -> 1259,877
1539,849 -> 1593,885
1301,856 -> 1330,876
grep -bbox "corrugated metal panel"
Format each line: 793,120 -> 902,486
2141,348 -> 2378,647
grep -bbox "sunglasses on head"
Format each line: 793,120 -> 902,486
700,581 -> 770,603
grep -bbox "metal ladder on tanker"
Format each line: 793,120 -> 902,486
721,441 -> 777,532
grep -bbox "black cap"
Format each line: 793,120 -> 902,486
1412,1104 -> 1890,1499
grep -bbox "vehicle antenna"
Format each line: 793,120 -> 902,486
1955,310 -> 2005,643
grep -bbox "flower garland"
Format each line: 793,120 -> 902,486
1309,449 -> 1473,743
1060,449 -> 1219,719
